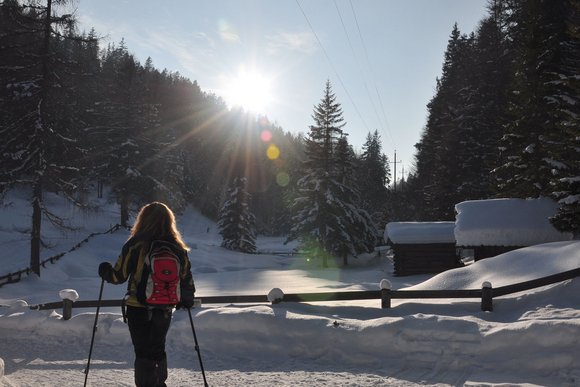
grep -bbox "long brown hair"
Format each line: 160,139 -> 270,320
130,202 -> 189,251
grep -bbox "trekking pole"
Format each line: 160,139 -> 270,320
187,308 -> 209,387
84,277 -> 105,387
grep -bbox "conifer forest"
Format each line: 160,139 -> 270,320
0,0 -> 578,273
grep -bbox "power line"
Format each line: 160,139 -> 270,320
295,0 -> 371,134
333,0 -> 385,139
348,0 -> 397,150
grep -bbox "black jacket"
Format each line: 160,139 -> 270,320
101,237 -> 195,308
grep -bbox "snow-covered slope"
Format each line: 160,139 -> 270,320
0,191 -> 579,386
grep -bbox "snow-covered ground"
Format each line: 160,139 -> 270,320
0,190 -> 579,386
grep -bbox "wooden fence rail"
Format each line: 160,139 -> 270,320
27,267 -> 580,320
493,268 -> 580,297
0,224 -> 125,288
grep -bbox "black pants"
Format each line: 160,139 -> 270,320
126,306 -> 172,387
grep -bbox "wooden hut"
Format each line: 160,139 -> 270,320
454,198 -> 573,261
385,222 -> 462,276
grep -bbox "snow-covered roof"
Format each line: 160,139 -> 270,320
385,222 -> 456,244
454,197 -> 573,247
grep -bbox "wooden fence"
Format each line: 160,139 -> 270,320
28,267 -> 580,320
0,224 -> 125,287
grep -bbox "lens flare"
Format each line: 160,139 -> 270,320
267,144 -> 280,160
261,130 -> 272,142
276,172 -> 290,187
259,117 -> 270,126
218,19 -> 240,43
293,237 -> 340,274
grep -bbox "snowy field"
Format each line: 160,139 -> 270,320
0,190 -> 579,386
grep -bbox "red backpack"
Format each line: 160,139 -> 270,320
137,241 -> 183,306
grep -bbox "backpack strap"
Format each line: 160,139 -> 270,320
122,240 -> 151,319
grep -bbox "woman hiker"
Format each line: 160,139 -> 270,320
99,202 -> 196,387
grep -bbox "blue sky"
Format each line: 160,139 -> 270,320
73,0 -> 488,179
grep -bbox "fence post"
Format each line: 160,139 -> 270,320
481,281 -> 493,312
62,299 -> 73,320
59,289 -> 79,321
380,279 -> 391,309
267,288 -> 284,305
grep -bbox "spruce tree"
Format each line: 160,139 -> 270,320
94,44 -> 163,226
288,80 -> 375,267
404,0 -> 580,234
464,10 -> 513,200
543,0 -> 580,236
357,130 -> 390,225
218,177 -> 257,253
489,0 -> 579,238
0,0 -> 86,276
411,18 -> 513,220
288,80 -> 344,267
70,28 -> 104,198
331,137 -> 376,264
494,0 -> 562,197
413,24 -> 471,220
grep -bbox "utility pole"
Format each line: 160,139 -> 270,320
391,150 -> 401,192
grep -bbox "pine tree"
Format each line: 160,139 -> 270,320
149,72 -> 215,212
288,80 -> 375,267
357,130 -> 390,225
72,28 -> 107,199
463,8 -> 513,200
411,18 -> 514,220
218,177 -> 257,253
94,44 -> 163,226
330,137 -> 376,264
413,24 -> 472,220
288,80 -> 345,267
489,0 -> 580,237
494,0 -> 559,197
251,122 -> 301,235
0,0 -> 86,276
544,0 -> 580,236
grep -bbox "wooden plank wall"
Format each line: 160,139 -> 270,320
393,243 -> 462,276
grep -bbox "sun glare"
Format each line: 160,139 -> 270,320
224,67 -> 273,114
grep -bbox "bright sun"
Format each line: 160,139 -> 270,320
224,67 -> 273,114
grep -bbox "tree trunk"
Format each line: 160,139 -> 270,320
30,178 -> 42,277
319,224 -> 328,268
29,0 -> 53,277
120,190 -> 129,227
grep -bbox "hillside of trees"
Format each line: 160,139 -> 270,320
0,0 -> 578,274
404,0 -> 579,235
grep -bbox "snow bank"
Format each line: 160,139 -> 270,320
455,197 -> 573,246
4,282 -> 579,384
384,222 -> 455,244
408,240 -> 580,290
